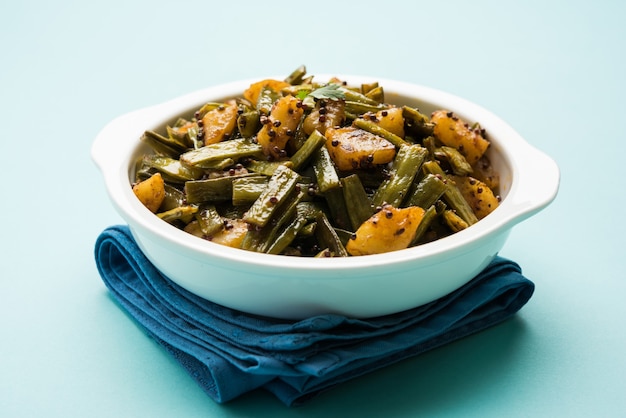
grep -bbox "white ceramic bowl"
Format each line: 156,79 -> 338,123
92,75 -> 559,319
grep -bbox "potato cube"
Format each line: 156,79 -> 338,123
256,95 -> 304,159
346,204 -> 425,256
452,175 -> 500,219
369,106 -> 405,138
206,218 -> 249,248
325,127 -> 396,171
431,110 -> 489,165
132,173 -> 165,213
201,103 -> 239,145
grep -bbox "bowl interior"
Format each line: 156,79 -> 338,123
120,76 -> 519,272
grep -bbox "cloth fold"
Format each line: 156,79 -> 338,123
94,225 -> 534,406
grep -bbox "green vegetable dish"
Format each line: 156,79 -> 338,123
132,65 -> 501,257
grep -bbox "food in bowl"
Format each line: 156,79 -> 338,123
92,67 -> 559,318
130,66 -> 501,257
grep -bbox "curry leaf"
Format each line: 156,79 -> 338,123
308,84 -> 345,101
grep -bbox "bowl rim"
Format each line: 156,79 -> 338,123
92,74 -> 560,272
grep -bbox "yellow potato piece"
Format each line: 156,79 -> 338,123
302,99 -> 345,135
431,110 -> 490,165
201,103 -> 239,145
370,106 -> 405,138
452,175 -> 500,220
257,95 -> 304,159
346,205 -> 425,256
132,173 -> 165,213
207,219 -> 248,248
325,127 -> 396,171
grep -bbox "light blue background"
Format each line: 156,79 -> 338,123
1,1 -> 624,416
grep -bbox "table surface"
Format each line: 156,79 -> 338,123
2,1 -> 625,416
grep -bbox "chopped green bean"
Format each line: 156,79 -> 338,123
241,189 -> 305,252
372,145 -> 428,207
402,106 -> 434,139
266,214 -> 307,255
341,174 -> 374,230
360,82 -> 378,95
422,160 -> 478,225
141,131 -> 183,158
237,110 -> 260,138
166,125 -> 194,149
339,87 -> 381,106
284,64 -> 307,85
290,130 -> 326,171
297,221 -> 316,237
231,175 -> 268,206
160,183 -> 185,211
243,165 -> 299,227
157,205 -> 198,224
296,201 -> 325,221
143,155 -> 205,182
344,101 -> 386,117
312,146 -> 341,192
410,205 -> 438,245
195,205 -> 224,237
257,86 -> 280,115
245,160 -> 292,176
404,173 -> 447,209
323,187 -> 351,231
314,212 -> 348,257
143,129 -> 188,153
180,138 -> 263,168
443,209 -> 469,232
434,146 -> 473,176
197,158 -> 236,170
185,174 -> 252,204
364,86 -> 384,103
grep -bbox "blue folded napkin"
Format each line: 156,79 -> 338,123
94,225 -> 534,406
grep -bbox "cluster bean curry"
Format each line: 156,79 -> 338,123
132,66 -> 500,257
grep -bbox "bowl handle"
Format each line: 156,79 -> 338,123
508,144 -> 560,223
91,112 -> 139,176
